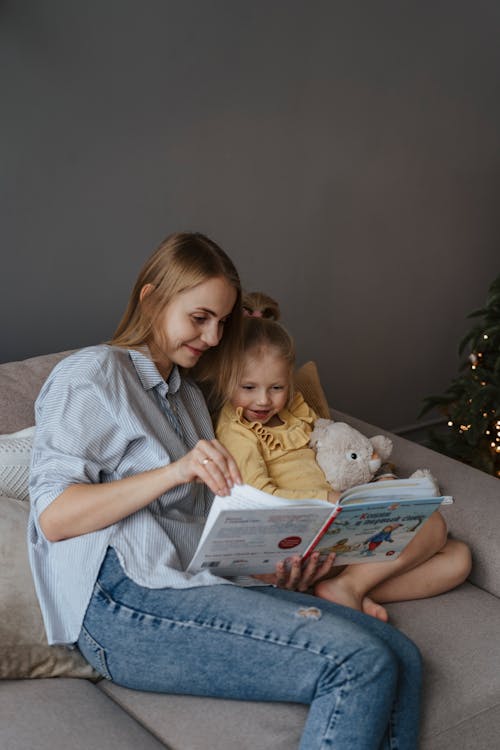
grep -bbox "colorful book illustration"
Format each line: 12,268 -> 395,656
187,477 -> 452,577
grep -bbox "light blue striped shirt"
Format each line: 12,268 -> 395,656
28,345 -> 236,646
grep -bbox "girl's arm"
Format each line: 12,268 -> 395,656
40,438 -> 242,542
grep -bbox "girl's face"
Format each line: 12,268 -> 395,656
149,276 -> 237,378
231,346 -> 290,426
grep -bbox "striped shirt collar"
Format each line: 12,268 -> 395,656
128,348 -> 181,394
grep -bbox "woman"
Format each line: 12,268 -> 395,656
28,232 -> 422,749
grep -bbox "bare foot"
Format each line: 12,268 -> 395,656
314,579 -> 389,621
362,596 -> 389,622
314,577 -> 363,611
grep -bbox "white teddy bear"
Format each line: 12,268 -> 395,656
309,419 -> 436,493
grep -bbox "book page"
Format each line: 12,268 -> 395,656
339,476 -> 446,505
187,486 -> 334,576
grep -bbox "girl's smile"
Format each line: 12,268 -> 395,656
231,346 -> 291,426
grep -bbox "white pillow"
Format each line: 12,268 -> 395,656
0,426 -> 35,503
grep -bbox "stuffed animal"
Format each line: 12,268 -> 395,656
309,419 -> 438,493
309,419 -> 393,492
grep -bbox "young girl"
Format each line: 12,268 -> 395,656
216,292 -> 472,620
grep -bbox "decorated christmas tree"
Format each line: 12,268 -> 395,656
421,274 -> 500,477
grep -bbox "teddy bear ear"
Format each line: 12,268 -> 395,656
310,418 -> 333,448
370,435 -> 393,461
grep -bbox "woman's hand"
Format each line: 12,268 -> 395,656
253,551 -> 337,592
174,439 -> 242,497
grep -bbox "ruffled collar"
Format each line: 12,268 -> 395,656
230,392 -> 314,451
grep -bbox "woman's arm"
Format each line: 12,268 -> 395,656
40,438 -> 242,542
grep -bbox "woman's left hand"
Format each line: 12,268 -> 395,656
253,551 -> 336,592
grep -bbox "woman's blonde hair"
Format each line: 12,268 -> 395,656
239,292 -> 295,406
111,232 -> 243,412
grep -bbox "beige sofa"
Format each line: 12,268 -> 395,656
1,350 -> 500,750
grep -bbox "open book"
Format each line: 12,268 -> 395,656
187,476 -> 453,576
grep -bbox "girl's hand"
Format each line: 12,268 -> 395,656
327,489 -> 341,504
253,551 -> 337,592
174,439 -> 242,496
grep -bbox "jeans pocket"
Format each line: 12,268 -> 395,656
79,626 -> 113,681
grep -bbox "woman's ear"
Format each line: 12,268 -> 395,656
139,283 -> 155,302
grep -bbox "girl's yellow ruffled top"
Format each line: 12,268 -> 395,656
216,392 -> 331,500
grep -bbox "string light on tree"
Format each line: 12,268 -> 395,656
421,275 -> 500,478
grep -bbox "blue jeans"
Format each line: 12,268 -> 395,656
78,548 -> 421,750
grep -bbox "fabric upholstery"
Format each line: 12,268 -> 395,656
0,493 -> 99,679
0,680 -> 166,750
0,349 -> 73,432
388,584 -> 500,747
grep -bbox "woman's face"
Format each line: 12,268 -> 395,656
150,276 -> 237,377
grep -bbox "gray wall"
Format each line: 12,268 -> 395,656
1,0 -> 499,431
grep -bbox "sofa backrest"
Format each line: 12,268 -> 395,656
0,351 -> 74,433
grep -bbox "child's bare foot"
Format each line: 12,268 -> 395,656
314,577 -> 361,610
314,579 -> 389,621
361,596 -> 389,622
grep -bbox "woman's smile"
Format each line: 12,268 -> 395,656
184,342 -> 207,358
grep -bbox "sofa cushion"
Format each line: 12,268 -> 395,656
99,681 -> 307,750
0,680 -> 166,750
0,427 -> 34,502
0,493 -> 99,680
0,350 -> 74,432
389,584 -> 500,750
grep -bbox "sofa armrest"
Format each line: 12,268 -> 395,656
332,409 -> 500,599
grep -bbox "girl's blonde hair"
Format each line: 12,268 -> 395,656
242,291 -> 280,320
239,292 -> 295,406
111,231 -> 243,412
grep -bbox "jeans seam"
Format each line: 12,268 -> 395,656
80,624 -> 113,680
94,580 -> 355,675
